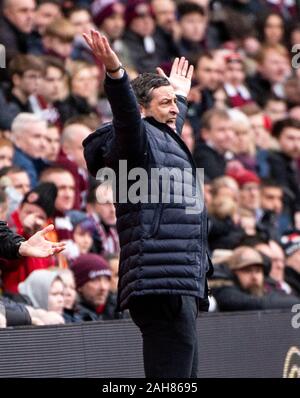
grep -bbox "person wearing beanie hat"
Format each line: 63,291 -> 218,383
122,0 -> 160,73
67,210 -> 99,255
92,0 -> 125,32
71,254 -> 118,321
22,182 -> 58,219
281,230 -> 300,297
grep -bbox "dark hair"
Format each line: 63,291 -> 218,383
260,178 -> 283,190
131,73 -> 170,108
9,54 -> 45,79
271,117 -> 300,138
177,3 -> 205,20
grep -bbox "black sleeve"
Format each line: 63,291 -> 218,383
0,221 -> 25,259
1,298 -> 32,326
175,95 -> 188,136
104,72 -> 146,159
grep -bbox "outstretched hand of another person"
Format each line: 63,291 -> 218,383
156,57 -> 194,98
18,224 -> 66,258
83,29 -> 123,78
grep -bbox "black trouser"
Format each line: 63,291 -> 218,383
129,295 -> 199,378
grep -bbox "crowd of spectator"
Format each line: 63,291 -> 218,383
1,0 -> 300,328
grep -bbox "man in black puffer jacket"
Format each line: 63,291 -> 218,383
82,30 -> 213,378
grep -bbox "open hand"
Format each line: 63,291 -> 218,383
83,29 -> 121,72
18,224 -> 66,258
157,57 -> 194,98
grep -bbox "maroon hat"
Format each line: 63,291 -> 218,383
227,169 -> 261,188
125,0 -> 154,27
71,254 -> 111,289
91,0 -> 124,26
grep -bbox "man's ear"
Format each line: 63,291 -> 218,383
12,74 -> 21,87
140,104 -> 147,117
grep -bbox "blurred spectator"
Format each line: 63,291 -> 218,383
91,0 -> 136,75
264,95 -> 288,123
281,230 -> 300,297
123,0 -> 159,73
56,122 -> 92,209
0,138 -> 14,169
223,52 -> 254,108
106,253 -> 119,294
256,11 -> 286,47
68,210 -> 99,255
28,0 -> 63,54
247,44 -> 291,106
267,118 -> 300,228
193,108 -> 235,180
151,0 -> 180,65
86,183 -> 119,256
187,52 -> 220,135
18,269 -> 65,317
0,54 -> 45,130
71,253 -> 121,320
68,6 -> 95,63
211,246 -> 299,311
44,124 -> 61,162
255,239 -> 291,294
57,268 -> 81,323
181,121 -> 195,154
177,2 -> 207,58
228,108 -> 257,172
0,166 -> 31,197
11,113 -> 49,187
1,182 -> 58,293
41,18 -> 76,61
0,0 -> 36,69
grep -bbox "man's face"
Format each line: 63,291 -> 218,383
239,183 -> 261,211
79,276 -> 111,307
62,124 -> 92,169
43,36 -> 73,59
143,85 -> 179,130
0,145 -> 13,169
235,265 -> 264,295
179,12 -> 206,43
19,202 -> 48,233
249,113 -> 271,149
261,186 -> 283,214
42,172 -> 75,213
34,2 -> 61,34
101,11 -> 125,40
13,69 -> 43,97
151,0 -> 176,32
40,66 -> 64,103
4,0 -> 36,33
195,57 -> 221,91
224,61 -> 245,87
45,126 -> 60,162
278,127 -> 300,159
7,171 -> 31,195
16,121 -> 48,158
264,100 -> 287,123
130,15 -> 155,37
69,9 -> 93,35
202,116 -> 235,154
259,50 -> 291,84
95,185 -> 116,226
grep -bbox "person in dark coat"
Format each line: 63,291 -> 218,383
281,230 -> 300,297
82,30 -> 212,378
211,246 -> 299,311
